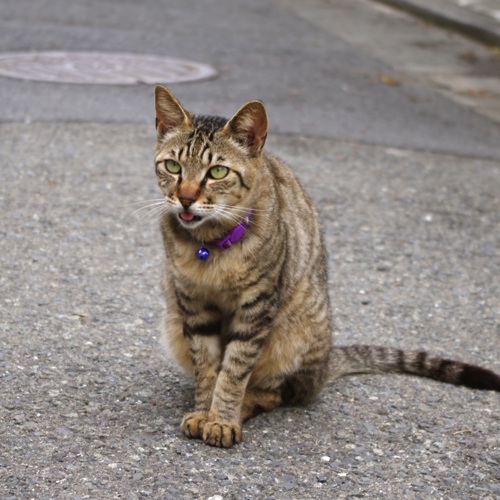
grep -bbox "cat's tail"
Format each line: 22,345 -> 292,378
330,345 -> 500,391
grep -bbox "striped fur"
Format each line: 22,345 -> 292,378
154,85 -> 500,448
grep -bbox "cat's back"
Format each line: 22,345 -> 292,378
261,151 -> 319,224
259,151 -> 328,293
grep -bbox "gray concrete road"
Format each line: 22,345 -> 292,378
1,0 -> 499,498
1,124 -> 499,499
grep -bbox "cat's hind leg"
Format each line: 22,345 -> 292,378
241,388 -> 283,422
281,360 -> 329,406
240,364 -> 326,423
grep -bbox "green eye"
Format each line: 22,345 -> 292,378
165,160 -> 181,174
208,166 -> 229,180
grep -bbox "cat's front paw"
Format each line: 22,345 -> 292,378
181,411 -> 208,440
202,420 -> 242,448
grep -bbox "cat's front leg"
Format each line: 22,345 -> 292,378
200,290 -> 275,448
180,323 -> 222,440
202,336 -> 266,448
181,411 -> 210,440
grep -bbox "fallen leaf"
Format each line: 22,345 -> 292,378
459,51 -> 477,63
458,88 -> 489,96
380,74 -> 402,86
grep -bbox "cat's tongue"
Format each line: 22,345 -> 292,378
180,211 -> 195,221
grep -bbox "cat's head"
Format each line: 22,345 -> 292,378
154,85 -> 267,234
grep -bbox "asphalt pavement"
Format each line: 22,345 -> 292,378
1,0 -> 499,499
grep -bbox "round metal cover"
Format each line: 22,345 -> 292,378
0,51 -> 217,85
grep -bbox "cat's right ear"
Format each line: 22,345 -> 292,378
155,85 -> 192,138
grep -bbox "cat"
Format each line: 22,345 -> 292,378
153,85 -> 500,448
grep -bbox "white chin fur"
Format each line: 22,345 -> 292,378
177,216 -> 205,229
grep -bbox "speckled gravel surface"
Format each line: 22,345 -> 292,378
1,123 -> 499,499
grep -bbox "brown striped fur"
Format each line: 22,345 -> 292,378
153,85 -> 500,448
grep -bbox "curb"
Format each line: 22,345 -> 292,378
373,0 -> 500,47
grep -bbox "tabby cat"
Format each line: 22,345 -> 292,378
153,85 -> 500,448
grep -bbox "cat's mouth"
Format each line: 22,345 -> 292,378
179,211 -> 203,223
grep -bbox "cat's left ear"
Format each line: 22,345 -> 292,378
222,100 -> 268,156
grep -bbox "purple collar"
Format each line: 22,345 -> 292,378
196,209 -> 252,261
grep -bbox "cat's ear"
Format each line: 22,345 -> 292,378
222,100 -> 268,156
155,85 -> 192,138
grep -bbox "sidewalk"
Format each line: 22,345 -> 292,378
461,0 -> 500,21
375,0 -> 500,45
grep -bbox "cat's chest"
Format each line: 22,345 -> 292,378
170,243 -> 251,297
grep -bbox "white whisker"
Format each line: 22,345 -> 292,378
217,204 -> 272,214
126,197 -> 174,223
130,202 -> 165,218
124,198 -> 166,207
210,205 -> 268,231
137,205 -> 168,221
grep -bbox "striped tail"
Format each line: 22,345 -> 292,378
330,345 -> 500,391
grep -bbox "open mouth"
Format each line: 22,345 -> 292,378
179,211 -> 202,223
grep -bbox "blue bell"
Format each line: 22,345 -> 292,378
196,246 -> 210,261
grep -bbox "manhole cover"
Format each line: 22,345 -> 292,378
0,51 -> 217,85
